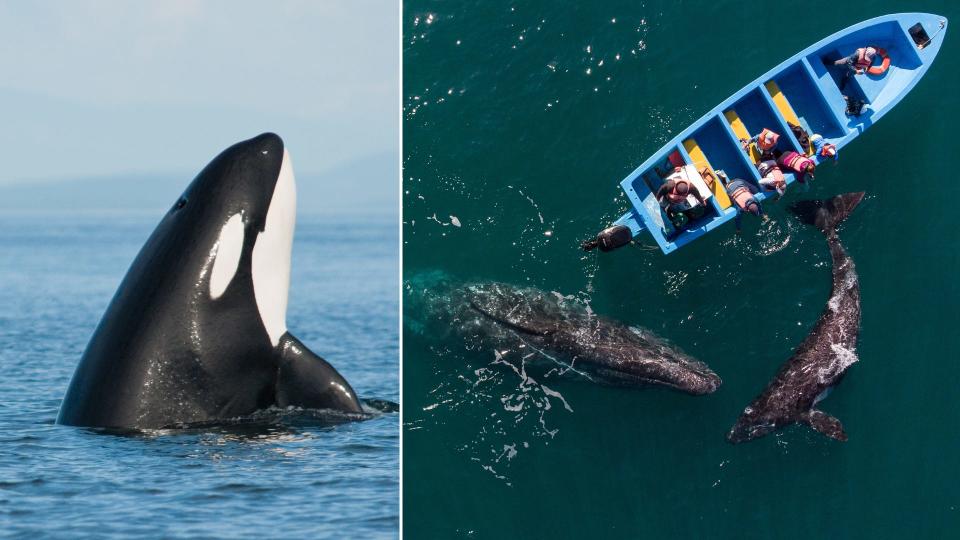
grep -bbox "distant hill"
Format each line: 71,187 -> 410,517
0,152 -> 397,218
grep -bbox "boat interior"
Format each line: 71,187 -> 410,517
618,14 -> 945,254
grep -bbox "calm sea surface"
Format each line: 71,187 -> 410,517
403,1 -> 960,538
0,212 -> 398,538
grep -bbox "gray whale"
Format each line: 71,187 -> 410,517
409,276 -> 721,395
728,192 -> 865,443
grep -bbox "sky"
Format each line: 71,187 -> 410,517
0,0 -> 398,213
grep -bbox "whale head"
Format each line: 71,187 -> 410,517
726,407 -> 779,443
579,325 -> 722,395
160,132 -> 296,346
57,133 -> 302,428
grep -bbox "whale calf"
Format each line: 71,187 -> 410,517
58,133 -> 367,429
728,192 -> 865,443
409,276 -> 721,395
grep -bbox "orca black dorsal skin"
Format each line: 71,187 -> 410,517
57,133 -> 363,429
728,192 -> 865,444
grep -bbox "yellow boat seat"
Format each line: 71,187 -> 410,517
683,138 -> 732,210
765,80 -> 814,156
724,109 -> 761,164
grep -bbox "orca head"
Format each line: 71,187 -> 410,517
163,132 -> 296,346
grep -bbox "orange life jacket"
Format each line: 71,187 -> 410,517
855,47 -> 877,70
757,129 -> 779,152
730,186 -> 755,210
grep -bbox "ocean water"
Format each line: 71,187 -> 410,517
0,211 -> 398,538
403,1 -> 960,538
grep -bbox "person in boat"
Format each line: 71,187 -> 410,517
740,128 -> 779,160
721,177 -> 768,233
775,149 -> 816,183
655,172 -> 706,212
756,159 -> 786,196
834,46 -> 879,74
655,169 -> 708,238
810,134 -> 838,161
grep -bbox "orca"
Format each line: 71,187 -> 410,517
57,133 -> 367,429
408,275 -> 721,395
727,192 -> 865,443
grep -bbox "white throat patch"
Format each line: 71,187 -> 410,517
251,149 -> 296,346
209,212 -> 246,299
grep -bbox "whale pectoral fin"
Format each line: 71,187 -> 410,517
276,333 -> 363,413
799,409 -> 848,441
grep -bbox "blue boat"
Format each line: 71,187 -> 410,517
610,13 -> 947,255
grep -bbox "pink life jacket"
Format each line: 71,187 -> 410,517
778,151 -> 815,176
757,159 -> 785,187
765,168 -> 786,188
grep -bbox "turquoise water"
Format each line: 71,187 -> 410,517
403,1 -> 959,537
0,213 -> 398,538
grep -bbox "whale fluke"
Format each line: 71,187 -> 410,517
789,191 -> 865,233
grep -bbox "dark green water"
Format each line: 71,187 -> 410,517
403,1 -> 959,537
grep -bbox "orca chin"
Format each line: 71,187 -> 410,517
57,133 -> 368,430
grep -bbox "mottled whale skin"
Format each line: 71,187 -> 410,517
728,192 -> 865,443
57,133 -> 364,429
408,276 -> 720,395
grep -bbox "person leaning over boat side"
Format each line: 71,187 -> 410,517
834,46 -> 878,74
776,150 -> 816,183
722,177 -> 768,233
810,134 -> 838,161
756,159 -> 786,197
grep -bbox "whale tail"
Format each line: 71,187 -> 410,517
789,192 -> 865,234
